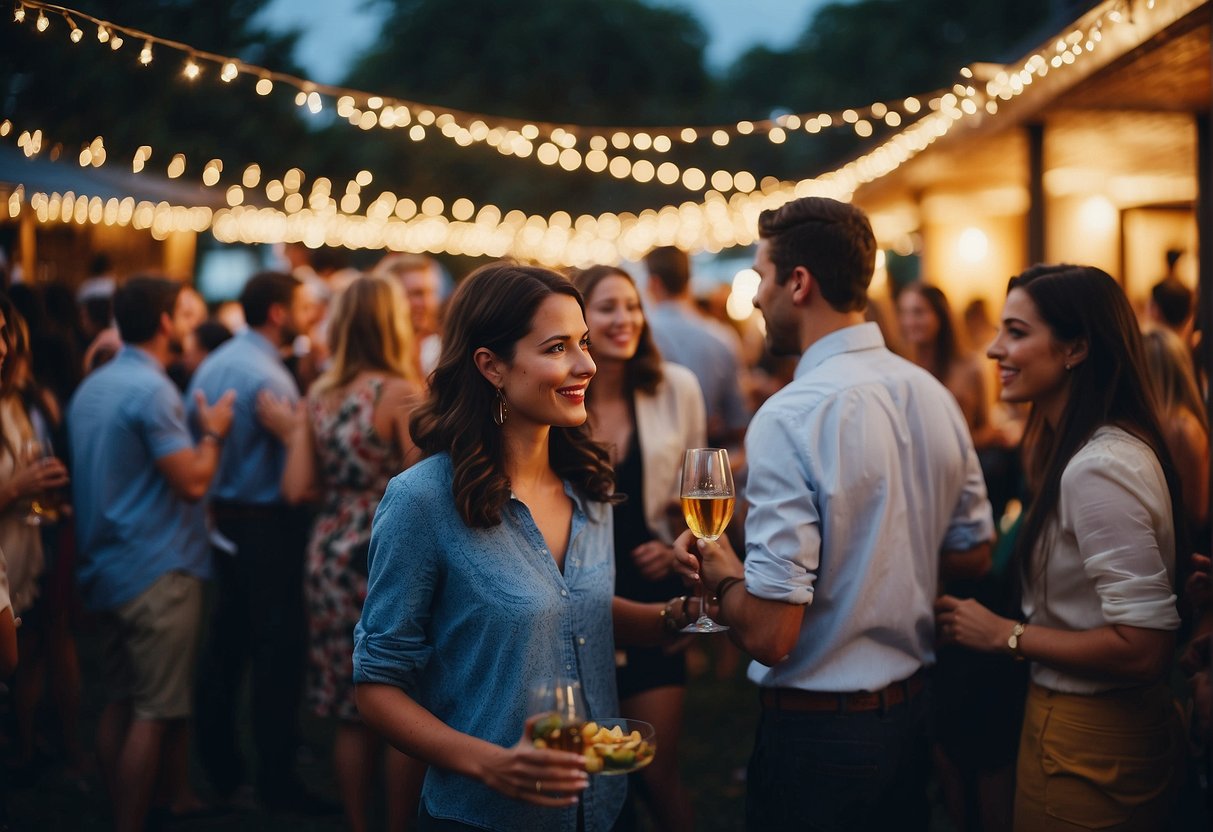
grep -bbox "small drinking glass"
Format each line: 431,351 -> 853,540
680,448 -> 735,633
528,677 -> 587,753
21,439 -> 59,527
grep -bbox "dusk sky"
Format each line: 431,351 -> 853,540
257,0 -> 836,84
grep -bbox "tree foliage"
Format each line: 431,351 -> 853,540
0,0 -> 1075,223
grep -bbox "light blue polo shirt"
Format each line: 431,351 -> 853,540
67,346 -> 211,611
186,329 -> 298,505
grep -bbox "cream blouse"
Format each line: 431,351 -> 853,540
1024,425 -> 1180,694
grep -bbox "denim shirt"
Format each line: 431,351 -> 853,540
354,454 -> 624,832
186,329 -> 298,505
68,347 -> 211,610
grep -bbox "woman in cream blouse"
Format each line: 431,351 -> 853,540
936,264 -> 1188,831
573,265 -> 705,832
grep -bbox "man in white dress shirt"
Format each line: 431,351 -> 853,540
674,196 -> 994,831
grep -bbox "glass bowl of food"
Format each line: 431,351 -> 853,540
578,718 -> 656,775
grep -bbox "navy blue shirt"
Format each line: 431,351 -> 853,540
68,347 -> 210,610
187,329 -> 297,504
354,454 -> 625,832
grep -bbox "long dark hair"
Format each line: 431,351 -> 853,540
902,282 -> 961,382
1011,264 -> 1189,594
570,265 -> 664,397
410,263 -> 615,528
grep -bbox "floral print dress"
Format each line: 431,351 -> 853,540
305,376 -> 403,720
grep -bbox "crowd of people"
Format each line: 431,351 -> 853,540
0,195 -> 1207,832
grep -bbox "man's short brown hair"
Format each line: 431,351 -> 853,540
758,197 -> 876,312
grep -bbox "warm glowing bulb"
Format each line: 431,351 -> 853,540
184,59 -> 200,80
34,11 -> 47,31
139,41 -> 153,65
13,4 -> 24,23
220,62 -> 238,82
97,24 -> 109,43
256,77 -> 273,95
69,25 -> 82,42
109,34 -> 123,50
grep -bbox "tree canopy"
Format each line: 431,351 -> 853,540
0,0 -> 1082,226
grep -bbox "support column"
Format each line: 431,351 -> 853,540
1026,123 -> 1045,267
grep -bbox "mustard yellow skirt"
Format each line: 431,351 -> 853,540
1014,681 -> 1185,831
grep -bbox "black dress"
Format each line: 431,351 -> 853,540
612,429 -> 687,700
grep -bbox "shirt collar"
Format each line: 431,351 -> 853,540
794,322 -> 886,380
117,345 -> 166,373
508,480 -> 592,518
241,328 -> 284,361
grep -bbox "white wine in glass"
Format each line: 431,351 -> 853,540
680,448 -> 734,633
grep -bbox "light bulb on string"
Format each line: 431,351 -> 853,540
139,41 -> 153,65
96,23 -> 109,43
13,3 -> 24,24
66,16 -> 82,41
34,10 -> 47,31
220,61 -> 238,82
183,57 -> 200,80
109,33 -> 123,50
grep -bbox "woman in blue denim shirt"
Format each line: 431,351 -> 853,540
355,264 -> 696,832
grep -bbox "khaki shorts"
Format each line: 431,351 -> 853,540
98,571 -> 203,720
1014,681 -> 1185,831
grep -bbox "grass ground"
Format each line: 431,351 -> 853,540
3,631 -> 757,831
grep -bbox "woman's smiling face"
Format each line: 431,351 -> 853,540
496,293 -> 596,431
584,274 -> 645,364
987,287 -> 1074,418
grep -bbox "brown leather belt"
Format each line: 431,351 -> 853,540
759,668 -> 927,714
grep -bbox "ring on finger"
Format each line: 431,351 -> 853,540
535,780 -> 542,794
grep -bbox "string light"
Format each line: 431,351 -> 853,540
183,56 -> 199,80
5,0 -> 946,156
139,40 -> 152,65
13,4 -> 24,24
66,14 -> 80,41
34,9 -> 47,30
0,0 -> 1164,262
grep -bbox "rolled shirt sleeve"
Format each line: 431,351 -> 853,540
1062,449 -> 1180,631
941,427 -> 995,553
353,473 -> 440,695
742,406 -> 820,606
137,383 -> 195,461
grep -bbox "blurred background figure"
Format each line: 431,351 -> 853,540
374,253 -> 445,379
898,281 -> 1025,832
188,271 -> 330,814
1142,326 -> 1209,550
259,274 -> 424,832
0,294 -> 70,784
897,283 -> 990,439
573,265 -> 704,832
643,246 -> 749,448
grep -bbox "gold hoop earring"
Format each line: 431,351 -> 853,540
493,387 -> 508,425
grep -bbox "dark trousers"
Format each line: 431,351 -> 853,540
195,504 -> 309,796
745,682 -> 932,832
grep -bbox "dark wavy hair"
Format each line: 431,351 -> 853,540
901,282 -> 961,382
1009,264 -> 1189,598
571,265 -> 664,397
410,263 -> 616,528
757,196 -> 875,312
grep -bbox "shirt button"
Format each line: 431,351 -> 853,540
560,589 -> 568,597
578,637 -> 586,646
565,663 -> 572,671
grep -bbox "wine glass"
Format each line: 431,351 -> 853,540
528,677 -> 587,753
679,448 -> 734,633
21,438 -> 60,526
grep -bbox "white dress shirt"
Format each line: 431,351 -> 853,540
743,323 -> 994,693
1024,425 -> 1180,694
